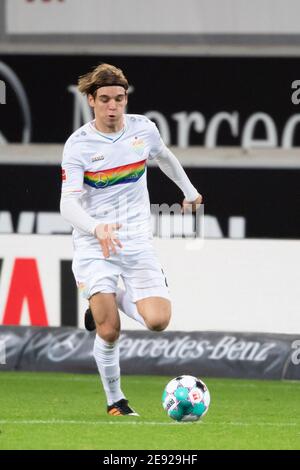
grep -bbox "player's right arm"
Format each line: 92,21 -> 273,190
60,142 -> 122,258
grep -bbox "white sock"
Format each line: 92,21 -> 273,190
93,334 -> 125,406
116,287 -> 146,327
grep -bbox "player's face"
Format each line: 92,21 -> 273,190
88,86 -> 128,132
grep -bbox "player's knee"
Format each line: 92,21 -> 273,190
146,310 -> 171,332
96,324 -> 120,343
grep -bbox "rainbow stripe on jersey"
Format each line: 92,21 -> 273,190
84,159 -> 146,189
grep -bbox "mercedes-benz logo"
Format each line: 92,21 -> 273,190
47,331 -> 88,362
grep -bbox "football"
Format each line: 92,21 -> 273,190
162,375 -> 210,422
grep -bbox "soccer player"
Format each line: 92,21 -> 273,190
60,63 -> 202,416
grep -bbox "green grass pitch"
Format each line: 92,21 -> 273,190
0,372 -> 299,450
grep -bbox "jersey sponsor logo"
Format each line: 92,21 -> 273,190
84,159 -> 146,189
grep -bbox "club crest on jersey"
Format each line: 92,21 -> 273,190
132,137 -> 145,157
92,154 -> 105,162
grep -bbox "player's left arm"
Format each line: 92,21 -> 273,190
155,145 -> 203,213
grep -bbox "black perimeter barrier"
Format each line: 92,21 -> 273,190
0,326 -> 299,380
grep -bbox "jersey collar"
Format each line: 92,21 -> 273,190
89,119 -> 127,143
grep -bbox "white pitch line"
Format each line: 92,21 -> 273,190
0,420 -> 298,427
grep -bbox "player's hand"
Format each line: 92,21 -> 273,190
94,223 -> 123,258
181,194 -> 203,213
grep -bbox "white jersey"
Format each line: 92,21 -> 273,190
62,114 -> 164,249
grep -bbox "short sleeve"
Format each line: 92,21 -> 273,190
61,141 -> 84,193
148,122 -> 165,160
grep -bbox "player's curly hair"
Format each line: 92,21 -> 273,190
78,63 -> 129,97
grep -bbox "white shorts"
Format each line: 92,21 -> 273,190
72,240 -> 170,302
